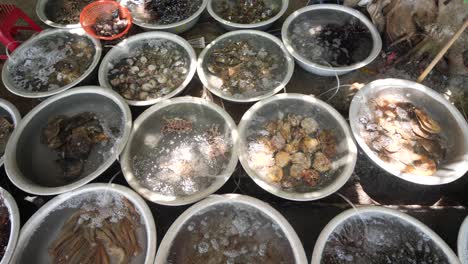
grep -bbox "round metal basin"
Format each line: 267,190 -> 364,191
207,0 -> 289,31
238,93 -> 357,201
349,78 -> 468,185
0,99 -> 20,167
4,86 -> 132,195
155,194 -> 307,263
0,187 -> 20,264
121,96 -> 238,206
281,4 -> 381,76
198,30 -> 294,103
2,28 -> 101,98
312,206 -> 460,264
11,183 -> 157,264
98,31 -> 197,106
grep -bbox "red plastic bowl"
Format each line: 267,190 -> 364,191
80,1 -> 132,40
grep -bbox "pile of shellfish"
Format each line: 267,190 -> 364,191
0,116 -> 14,157
49,198 -> 141,264
9,33 -> 95,92
216,0 -> 278,24
107,40 -> 190,101
206,40 -> 284,98
248,114 -> 337,190
360,98 -> 446,176
41,112 -> 109,180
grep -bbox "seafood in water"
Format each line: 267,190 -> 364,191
288,14 -> 373,67
8,32 -> 95,92
143,0 -> 202,25
49,198 -> 141,264
107,39 -> 190,101
204,124 -> 228,159
166,203 -> 295,263
0,116 -> 14,157
0,198 -> 10,260
92,9 -> 128,37
248,114 -> 337,190
205,39 -> 286,98
360,98 -> 446,176
215,0 -> 279,24
161,117 -> 193,134
45,0 -> 94,25
41,112 -> 108,180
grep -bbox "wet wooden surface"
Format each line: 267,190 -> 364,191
0,0 -> 467,262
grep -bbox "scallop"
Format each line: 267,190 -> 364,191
267,165 -> 283,182
264,121 -> 277,135
302,169 -> 320,186
291,152 -> 311,168
290,164 -> 307,178
301,137 -> 320,153
313,152 -> 332,172
287,114 -> 302,127
275,151 -> 291,168
278,121 -> 291,141
270,132 -> 286,150
301,117 -> 318,134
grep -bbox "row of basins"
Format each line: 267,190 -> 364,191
0,1 -> 467,264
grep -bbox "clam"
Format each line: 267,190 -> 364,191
410,120 -> 431,139
313,152 -> 331,172
414,109 -> 441,134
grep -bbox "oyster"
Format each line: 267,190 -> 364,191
267,165 -> 283,182
41,112 -> 108,180
302,169 -> 320,187
301,137 -> 320,153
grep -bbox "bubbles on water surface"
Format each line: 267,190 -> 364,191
322,214 -> 450,264
166,203 -> 295,264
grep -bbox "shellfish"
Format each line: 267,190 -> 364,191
360,99 -> 446,176
248,115 -> 337,190
41,112 -> 108,180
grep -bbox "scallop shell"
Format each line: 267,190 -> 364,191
301,137 -> 320,153
302,169 -> 320,186
275,151 -> 291,168
270,132 -> 286,150
291,152 -> 311,168
312,152 -> 332,172
301,117 -> 318,134
290,164 -> 307,178
267,165 -> 283,182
